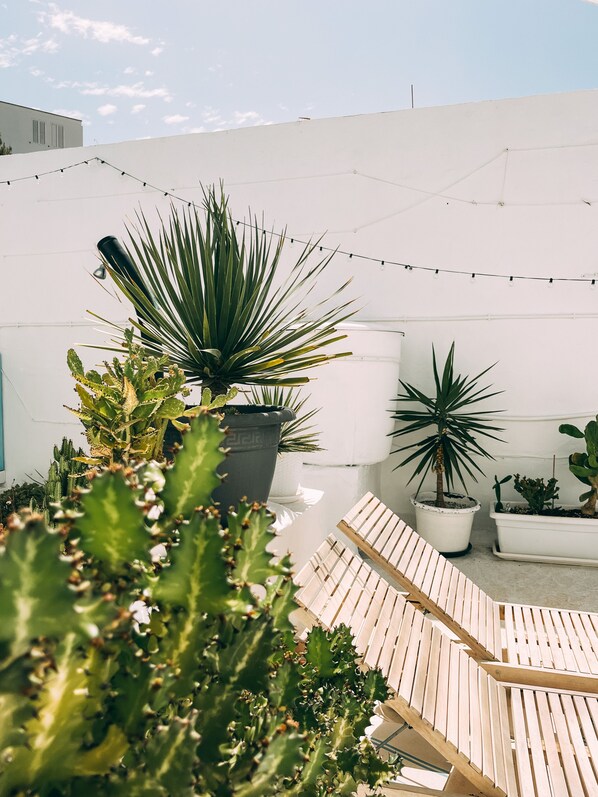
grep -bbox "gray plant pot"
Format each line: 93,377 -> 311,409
164,405 -> 294,518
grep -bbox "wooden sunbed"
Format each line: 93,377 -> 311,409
338,493 -> 598,681
295,535 -> 598,797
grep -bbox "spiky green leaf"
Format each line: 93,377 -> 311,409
161,413 -> 226,517
75,471 -> 148,573
0,521 -> 81,663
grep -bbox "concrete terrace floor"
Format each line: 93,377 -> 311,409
454,526 -> 598,613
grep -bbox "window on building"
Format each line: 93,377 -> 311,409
33,120 -> 46,145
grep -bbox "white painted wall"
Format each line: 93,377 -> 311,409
1,90 -> 597,528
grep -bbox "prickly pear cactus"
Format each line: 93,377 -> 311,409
560,415 -> 598,516
0,411 -> 392,796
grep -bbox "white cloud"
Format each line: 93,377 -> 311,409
54,79 -> 172,101
97,103 -> 117,116
183,126 -> 205,134
131,103 -> 145,114
39,4 -> 150,46
52,107 -> 86,120
151,46 -> 163,56
0,32 -> 59,67
185,101 -> 196,108
163,114 -> 189,124
144,70 -> 153,76
233,110 -> 262,125
123,66 -> 135,74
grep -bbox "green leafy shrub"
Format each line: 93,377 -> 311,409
0,412 -> 391,796
513,474 -> 559,514
0,482 -> 45,525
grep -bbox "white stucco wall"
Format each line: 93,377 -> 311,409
1,90 -> 597,526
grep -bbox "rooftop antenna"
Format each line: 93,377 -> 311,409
411,84 -> 415,109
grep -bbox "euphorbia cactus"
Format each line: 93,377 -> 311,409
0,412 -> 391,796
65,328 -> 196,465
559,415 -> 598,516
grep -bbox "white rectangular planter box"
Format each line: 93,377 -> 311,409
490,502 -> 598,560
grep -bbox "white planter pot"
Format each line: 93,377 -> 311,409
411,492 -> 480,554
269,452 -> 304,501
490,502 -> 598,559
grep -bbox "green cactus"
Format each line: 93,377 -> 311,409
65,328 -> 200,466
513,474 -> 559,514
492,474 -> 512,512
44,437 -> 89,515
559,415 -> 598,516
0,412 -> 392,796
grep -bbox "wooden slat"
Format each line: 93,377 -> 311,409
546,691 -> 587,796
510,688 -> 537,797
468,656 -> 483,774
560,693 -> 598,792
434,633 -> 451,739
496,680 -> 518,797
522,689 -> 554,796
487,674 -> 507,794
410,619 -> 433,716
422,625 -> 442,727
341,491 -> 374,527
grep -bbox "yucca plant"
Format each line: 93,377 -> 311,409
391,343 -> 504,508
249,386 -> 322,453
96,186 -> 356,397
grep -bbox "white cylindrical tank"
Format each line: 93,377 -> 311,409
304,323 -> 404,466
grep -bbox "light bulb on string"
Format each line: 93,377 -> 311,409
433,269 -> 440,280
591,279 -> 596,291
469,272 -> 476,284
508,276 -> 515,288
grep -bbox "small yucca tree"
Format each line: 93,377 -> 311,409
97,186 -> 356,397
391,342 -> 504,508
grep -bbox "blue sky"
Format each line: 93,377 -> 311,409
2,0 -> 598,145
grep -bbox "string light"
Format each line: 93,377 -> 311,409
2,155 -> 597,288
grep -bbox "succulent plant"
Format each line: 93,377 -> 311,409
559,415 -> 598,516
492,474 -> 512,513
44,437 -> 89,511
65,328 -> 198,466
513,474 -> 559,514
0,412 -> 391,795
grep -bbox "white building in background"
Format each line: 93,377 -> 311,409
0,101 -> 83,154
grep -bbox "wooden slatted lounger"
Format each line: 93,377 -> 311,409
295,535 -> 598,797
338,492 -> 598,683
